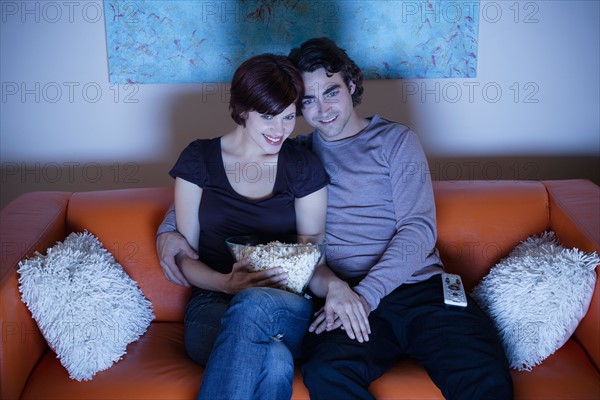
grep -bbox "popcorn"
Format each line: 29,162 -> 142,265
235,241 -> 322,294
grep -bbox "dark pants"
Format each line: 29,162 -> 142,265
301,274 -> 513,400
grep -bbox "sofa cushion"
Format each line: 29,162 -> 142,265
20,323 -> 203,400
510,340 -> 600,400
18,231 -> 155,381
20,324 -> 600,400
471,231 -> 598,371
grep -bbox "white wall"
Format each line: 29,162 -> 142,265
1,0 -> 599,208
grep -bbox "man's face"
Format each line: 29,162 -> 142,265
300,68 -> 358,141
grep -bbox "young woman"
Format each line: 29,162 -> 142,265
170,54 -> 329,400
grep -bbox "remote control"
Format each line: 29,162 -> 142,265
442,272 -> 468,308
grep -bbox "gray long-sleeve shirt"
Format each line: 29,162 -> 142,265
300,115 -> 443,310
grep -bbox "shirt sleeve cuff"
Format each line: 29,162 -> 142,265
353,284 -> 381,312
156,203 -> 177,237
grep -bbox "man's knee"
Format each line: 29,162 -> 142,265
301,356 -> 333,388
302,341 -> 359,386
445,367 -> 513,400
471,359 -> 513,398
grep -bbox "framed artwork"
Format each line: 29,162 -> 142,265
104,0 -> 479,83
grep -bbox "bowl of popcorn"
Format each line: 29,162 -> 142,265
225,235 -> 327,294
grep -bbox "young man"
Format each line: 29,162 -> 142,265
157,38 -> 513,399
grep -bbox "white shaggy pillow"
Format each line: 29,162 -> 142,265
18,231 -> 154,381
471,231 -> 598,371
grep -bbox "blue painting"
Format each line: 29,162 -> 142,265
104,0 -> 479,83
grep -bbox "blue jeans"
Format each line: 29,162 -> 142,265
184,289 -> 232,366
185,287 -> 313,400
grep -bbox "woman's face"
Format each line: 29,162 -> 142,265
243,103 -> 297,154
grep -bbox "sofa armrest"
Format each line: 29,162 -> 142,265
0,192 -> 72,400
543,179 -> 600,372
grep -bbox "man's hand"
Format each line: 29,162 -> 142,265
309,280 -> 371,343
156,231 -> 197,287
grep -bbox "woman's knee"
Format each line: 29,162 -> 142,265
255,341 -> 295,400
230,288 -> 274,310
227,288 -> 312,326
265,340 -> 295,378
232,288 -> 309,311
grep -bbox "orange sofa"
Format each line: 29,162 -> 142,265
1,179 -> 599,399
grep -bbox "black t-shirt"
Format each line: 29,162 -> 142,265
170,137 -> 329,274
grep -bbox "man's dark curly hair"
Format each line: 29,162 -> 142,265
288,37 -> 364,107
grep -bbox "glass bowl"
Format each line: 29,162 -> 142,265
225,234 -> 327,294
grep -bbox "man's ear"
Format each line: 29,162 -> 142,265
348,81 -> 356,95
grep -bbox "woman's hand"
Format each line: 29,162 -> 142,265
222,258 -> 289,294
309,280 -> 371,343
